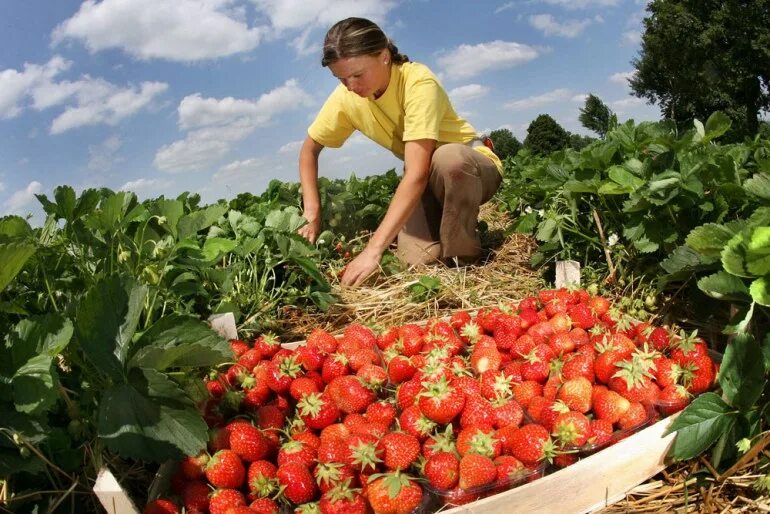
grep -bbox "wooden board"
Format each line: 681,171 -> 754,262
93,467 -> 141,514
441,412 -> 679,514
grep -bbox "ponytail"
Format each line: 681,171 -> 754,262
322,17 -> 409,67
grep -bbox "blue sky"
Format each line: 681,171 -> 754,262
1,0 -> 657,223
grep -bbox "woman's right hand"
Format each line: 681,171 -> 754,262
298,215 -> 321,243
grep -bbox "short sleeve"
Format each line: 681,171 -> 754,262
402,77 -> 447,141
308,87 -> 356,148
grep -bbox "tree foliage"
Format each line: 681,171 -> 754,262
630,0 -> 770,140
523,114 -> 569,156
579,94 -> 615,138
489,128 -> 522,160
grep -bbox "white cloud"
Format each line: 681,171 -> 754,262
3,181 -> 43,215
52,0 -> 264,62
622,30 -> 641,45
529,14 -> 592,38
611,97 -> 646,109
251,0 -> 396,33
571,94 -> 589,103
155,79 -> 313,172
437,41 -> 539,80
88,135 -> 124,171
49,80 -> 168,134
0,57 -> 70,119
279,140 -> 303,154
540,0 -> 620,9
214,158 -> 267,180
448,84 -> 490,103
609,71 -> 636,85
505,88 -> 572,110
0,182 -> 5,193
119,178 -> 172,192
495,2 -> 515,14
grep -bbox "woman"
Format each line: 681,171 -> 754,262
298,17 -> 502,286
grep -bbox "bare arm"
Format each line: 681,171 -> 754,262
298,135 -> 325,243
341,138 -> 435,285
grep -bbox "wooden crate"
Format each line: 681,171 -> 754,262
441,413 -> 679,514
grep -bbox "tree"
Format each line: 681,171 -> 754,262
523,114 -> 569,156
630,0 -> 770,139
488,128 -> 521,160
567,133 -> 596,151
579,94 -> 615,138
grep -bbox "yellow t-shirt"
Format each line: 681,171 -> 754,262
308,62 -> 502,173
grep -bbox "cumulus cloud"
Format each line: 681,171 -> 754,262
0,57 -> 70,119
155,79 -> 312,173
214,158 -> 267,180
571,93 -> 589,103
88,135 -> 124,172
529,14 -> 593,38
437,41 -> 539,80
623,30 -> 642,45
0,56 -> 167,133
52,0 -> 264,62
495,2 -> 516,14
3,181 -> 43,215
251,0 -> 396,33
505,88 -> 573,110
611,97 -> 646,109
448,84 -> 490,103
279,140 -> 303,154
609,71 -> 636,85
119,178 -> 172,192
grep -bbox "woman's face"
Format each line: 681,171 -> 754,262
328,50 -> 390,98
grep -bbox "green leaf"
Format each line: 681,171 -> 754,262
12,355 -> 58,416
264,207 -> 306,234
608,165 -> 645,191
746,227 -> 770,275
703,111 -> 731,142
0,242 -> 36,293
666,393 -> 737,460
292,255 -> 329,287
723,302 -> 755,335
696,271 -> 749,301
178,203 -> 229,240
536,218 -> 558,243
597,182 -> 630,195
75,275 -> 147,382
7,314 -> 73,371
97,368 -> 208,462
633,237 -> 658,253
0,216 -> 33,239
127,315 -> 232,371
685,224 -> 736,258
749,277 -> 770,306
86,191 -> 140,233
722,232 -> 751,278
693,119 -> 705,139
54,185 -> 77,221
762,334 -> 770,375
149,199 -> 184,238
718,333 -> 765,411
200,237 -> 238,262
510,212 -> 538,233
661,245 -> 711,274
744,173 -> 770,200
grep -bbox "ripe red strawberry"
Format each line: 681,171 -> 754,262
386,355 -> 416,384
367,473 -> 423,514
456,427 -> 501,458
470,344 -> 503,374
648,327 -> 671,351
396,379 -> 423,410
181,480 -> 210,512
417,377 -> 466,424
278,438 -> 317,469
568,303 -> 597,330
254,333 -> 281,359
180,452 -> 209,480
424,451 -> 459,490
327,375 -> 376,414
319,482 -> 368,514
290,376 -> 321,401
658,384 -> 691,415
230,338 -> 250,358
512,380 -> 543,408
206,449 -> 246,488
314,462 -> 356,493
249,497 -> 280,513
399,404 -> 437,441
356,363 -> 387,389
562,352 -> 595,382
494,455 -> 525,484
297,392 -> 340,431
460,395 -> 496,430
594,349 -> 625,385
349,348 -> 380,372
398,324 -> 425,356
617,401 -> 649,430
458,453 -> 497,490
552,411 -> 591,447
526,396 -> 559,432
143,499 -> 179,514
317,437 -> 351,465
588,419 -> 614,447
306,328 -> 339,354
557,377 -> 592,414
450,310 -> 472,332
520,344 -> 555,382
507,424 -> 555,466
366,400 -> 397,428
295,345 -> 325,372
492,396 -> 524,429
587,296 -> 610,317
277,462 -> 318,504
651,356 -> 679,389
237,347 -> 263,370
256,404 -> 285,431
322,353 -> 350,384
208,489 -> 246,514
592,389 -> 630,424
229,423 -> 270,462
680,354 -> 716,395
378,432 -> 421,471
247,460 -> 278,498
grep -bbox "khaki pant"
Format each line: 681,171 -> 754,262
396,143 -> 502,266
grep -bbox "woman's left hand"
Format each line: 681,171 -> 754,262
340,246 -> 382,286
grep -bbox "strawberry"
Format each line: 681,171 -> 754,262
424,451 -> 459,490
507,424 -> 555,466
657,384 -> 691,415
319,481 -> 368,514
552,411 -> 591,447
557,377 -> 592,414
206,449 -> 246,489
679,354 -> 716,395
378,432 -> 421,471
357,363 -> 387,389
592,389 -> 630,424
568,303 -> 597,330
562,352 -> 595,382
278,438 -> 318,469
349,349 -> 380,372
470,345 -> 502,374
306,328 -> 339,354
366,472 -> 423,514
398,324 -> 425,356
492,396 -> 524,429
617,401 -> 649,431
229,422 -> 270,462
254,333 -> 281,359
249,497 -> 280,513
594,349 -> 624,385
651,356 -> 679,389
520,344 -> 555,382
494,455 -> 525,484
208,489 -> 246,514
290,376 -> 321,401
587,296 -> 611,317
460,395 -> 496,430
230,338 -> 250,358
386,355 -> 416,384
247,460 -> 278,498
143,499 -> 179,514
277,462 -> 319,504
648,327 -> 671,351
512,380 -> 543,408
399,404 -> 437,441
450,310 -> 472,332
298,392 -> 340,431
296,345 -> 325,372
418,376 -> 466,424
181,480 -> 210,512
180,452 -> 209,480
344,323 -> 378,349
314,462 -> 357,493
322,353 -> 350,384
458,453 -> 497,490
588,419 -> 614,447
317,437 -> 351,465
456,427 -> 501,458
396,379 -> 423,410
256,404 -> 285,431
327,375 -> 376,414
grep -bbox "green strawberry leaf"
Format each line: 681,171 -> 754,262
98,367 -> 208,462
666,393 -> 737,460
723,302 -> 755,335
746,227 -> 770,275
0,242 -> 36,293
749,277 -> 770,307
721,232 -> 751,278
718,333 -> 765,411
12,355 -> 58,416
696,271 -> 749,301
685,223 -> 737,258
744,173 -> 770,201
703,111 -> 731,142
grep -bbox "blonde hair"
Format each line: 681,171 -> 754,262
321,17 -> 409,67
